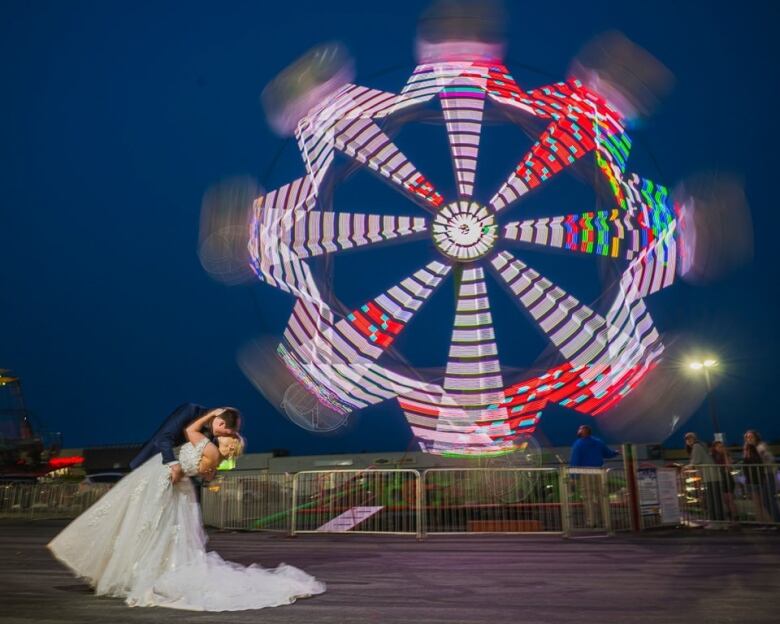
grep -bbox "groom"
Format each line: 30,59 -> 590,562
129,403 -> 241,483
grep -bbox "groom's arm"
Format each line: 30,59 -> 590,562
156,428 -> 186,484
155,408 -> 189,465
155,404 -> 203,482
155,428 -> 179,465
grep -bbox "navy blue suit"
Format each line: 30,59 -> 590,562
129,403 -> 213,470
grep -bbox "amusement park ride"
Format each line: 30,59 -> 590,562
248,3 -> 683,459
0,370 -> 63,479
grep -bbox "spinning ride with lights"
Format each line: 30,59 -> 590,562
249,31 -> 678,457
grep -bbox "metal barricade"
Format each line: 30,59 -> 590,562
605,468 -> 632,532
561,467 -> 611,536
291,470 -> 421,536
201,472 -> 293,531
200,463 -> 780,536
679,464 -> 780,527
422,468 -> 562,535
0,482 -> 31,515
0,482 -> 111,518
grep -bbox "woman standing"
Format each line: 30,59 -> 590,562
744,430 -> 779,523
743,433 -> 772,524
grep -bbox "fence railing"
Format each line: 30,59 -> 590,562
422,468 -> 562,534
290,469 -> 421,536
0,482 -> 111,518
678,463 -> 780,527
8,463 -> 779,535
201,472 -> 293,531
560,467 -> 613,535
605,468 -> 633,532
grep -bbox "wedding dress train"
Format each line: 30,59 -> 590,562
48,438 -> 325,610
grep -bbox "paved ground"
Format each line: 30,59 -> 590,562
1,520 -> 779,624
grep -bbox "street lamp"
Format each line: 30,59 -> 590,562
687,358 -> 721,441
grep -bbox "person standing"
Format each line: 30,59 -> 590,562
748,430 -> 779,523
684,432 -> 723,526
569,425 -> 620,528
570,425 -> 620,468
743,430 -> 779,524
710,440 -> 737,522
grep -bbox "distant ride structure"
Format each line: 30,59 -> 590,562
0,370 -> 62,478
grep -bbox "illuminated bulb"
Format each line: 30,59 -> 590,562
688,361 -> 703,370
703,359 -> 718,368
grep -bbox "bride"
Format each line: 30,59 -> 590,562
48,411 -> 325,610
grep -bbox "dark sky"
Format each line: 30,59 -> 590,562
1,0 -> 778,454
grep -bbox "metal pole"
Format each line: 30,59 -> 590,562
622,444 -> 641,532
289,473 -> 298,537
601,468 -> 613,536
559,467 -> 571,538
704,369 -> 723,442
415,470 -> 424,540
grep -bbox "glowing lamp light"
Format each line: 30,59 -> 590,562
689,358 -> 718,371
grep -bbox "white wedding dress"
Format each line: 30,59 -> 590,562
48,438 -> 325,610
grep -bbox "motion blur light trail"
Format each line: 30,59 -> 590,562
596,332 -> 710,443
569,30 -> 674,123
675,173 -> 753,284
199,177 -> 261,286
238,337 -> 350,434
261,42 -> 355,138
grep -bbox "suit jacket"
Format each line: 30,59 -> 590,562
129,403 -> 213,470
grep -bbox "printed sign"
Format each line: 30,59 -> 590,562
637,467 -> 659,515
656,468 -> 681,525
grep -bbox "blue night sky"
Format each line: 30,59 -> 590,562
1,1 -> 778,454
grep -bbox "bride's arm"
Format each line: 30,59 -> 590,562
185,410 -> 219,445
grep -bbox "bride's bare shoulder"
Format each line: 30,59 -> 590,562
198,442 -> 220,472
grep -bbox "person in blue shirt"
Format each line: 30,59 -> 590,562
570,425 -> 620,467
569,425 -> 620,528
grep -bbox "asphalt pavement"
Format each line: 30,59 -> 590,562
2,520 -> 779,624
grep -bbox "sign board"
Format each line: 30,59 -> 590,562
656,468 -> 681,525
636,466 -> 680,525
637,467 -> 659,515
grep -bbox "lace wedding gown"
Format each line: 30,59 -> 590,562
48,438 -> 325,610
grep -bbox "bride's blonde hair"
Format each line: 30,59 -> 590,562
218,435 -> 245,459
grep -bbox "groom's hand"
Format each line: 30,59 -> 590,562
169,463 -> 184,484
